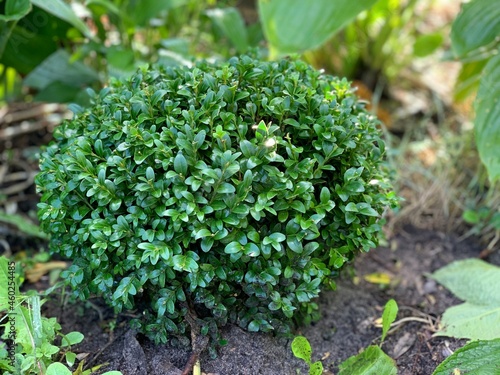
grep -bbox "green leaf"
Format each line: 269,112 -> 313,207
474,53 -> 500,183
381,299 -> 398,343
432,259 -> 500,307
309,361 -> 324,375
248,320 -> 261,332
31,0 -> 92,38
290,201 -> 306,213
172,255 -> 198,273
258,0 -> 377,57
291,336 -> 312,364
269,233 -> 286,242
0,210 -> 48,239
357,203 -> 379,217
65,351 -> 77,367
126,0 -> 188,26
61,331 -> 84,347
463,209 -> 480,224
320,187 -> 330,204
224,241 -> 242,254
435,303 -> 500,341
454,59 -> 488,102
174,153 -> 188,175
107,45 -> 135,72
194,228 -> 212,239
146,167 -> 155,181
46,362 -> 72,375
432,338 -> 500,375
451,0 -> 500,58
338,345 -> 397,375
0,0 -> 31,21
287,237 -> 303,253
206,8 -> 249,53
23,50 -> 99,94
431,259 -> 500,340
413,32 -> 443,57
217,183 -> 236,194
345,202 -> 358,212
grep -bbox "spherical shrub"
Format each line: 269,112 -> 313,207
37,56 -> 396,344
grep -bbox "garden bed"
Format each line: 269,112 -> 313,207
38,225 -> 486,375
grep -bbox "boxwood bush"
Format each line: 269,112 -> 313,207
36,56 -> 396,345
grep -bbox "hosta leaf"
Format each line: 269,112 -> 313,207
206,7 -> 248,53
474,53 -> 500,183
451,0 -> 500,58
258,0 -> 377,57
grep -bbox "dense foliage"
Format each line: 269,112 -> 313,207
36,55 -> 396,344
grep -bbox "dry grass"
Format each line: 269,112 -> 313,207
386,109 -> 500,251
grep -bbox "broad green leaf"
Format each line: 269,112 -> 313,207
0,210 -> 48,239
432,338 -> 500,375
46,362 -> 72,375
431,259 -> 500,306
291,336 -> 312,364
436,303 -> 500,340
338,345 -> 397,375
309,361 -> 324,375
31,0 -> 92,38
258,0 -> 377,57
206,8 -> 249,53
474,53 -> 500,183
413,32 -> 443,57
381,299 -> 398,343
23,49 -> 99,92
107,45 -> 135,73
454,59 -> 488,102
451,0 -> 500,58
0,0 -> 31,21
126,0 -> 187,26
431,259 -> 500,340
61,331 -> 84,347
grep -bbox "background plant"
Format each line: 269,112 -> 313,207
450,0 -> 500,183
428,258 -> 500,374
0,256 -> 121,375
0,0 -> 390,104
0,0 -> 262,104
291,336 -> 323,375
36,55 -> 396,347
292,299 -> 398,374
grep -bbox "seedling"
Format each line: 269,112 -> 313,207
291,336 -> 323,375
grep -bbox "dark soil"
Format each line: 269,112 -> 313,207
36,226 -> 488,375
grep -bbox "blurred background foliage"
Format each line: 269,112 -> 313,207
0,0 -> 499,255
